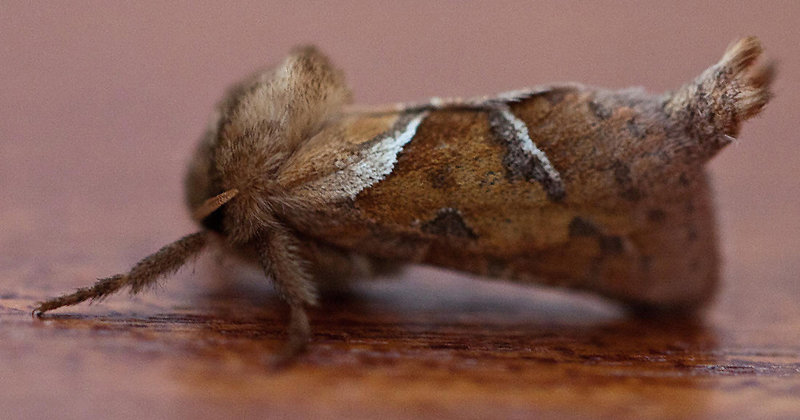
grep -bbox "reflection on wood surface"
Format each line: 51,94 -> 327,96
3,263 -> 799,419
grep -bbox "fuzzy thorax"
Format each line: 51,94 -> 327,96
185,46 -> 353,242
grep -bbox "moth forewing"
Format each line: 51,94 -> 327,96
281,86 -> 720,308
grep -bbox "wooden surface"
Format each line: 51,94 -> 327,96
2,2 -> 800,419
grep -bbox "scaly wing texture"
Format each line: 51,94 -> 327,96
277,38 -> 771,310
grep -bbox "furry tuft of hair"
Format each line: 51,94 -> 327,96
665,36 -> 774,145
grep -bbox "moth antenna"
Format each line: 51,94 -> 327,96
34,231 -> 209,315
193,189 -> 239,222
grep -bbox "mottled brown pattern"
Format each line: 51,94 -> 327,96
308,88 -> 721,307
589,98 -> 613,120
421,208 -> 479,239
487,107 -> 566,200
568,216 -> 602,237
292,38 -> 770,311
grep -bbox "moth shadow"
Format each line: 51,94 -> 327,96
30,262 -> 718,374
188,265 -> 718,372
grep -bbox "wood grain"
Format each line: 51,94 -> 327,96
3,227 -> 800,419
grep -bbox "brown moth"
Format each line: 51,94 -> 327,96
36,37 -> 773,363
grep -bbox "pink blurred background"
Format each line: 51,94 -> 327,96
1,1 -> 798,322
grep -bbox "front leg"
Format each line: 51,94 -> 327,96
34,231 -> 209,315
255,222 -> 318,366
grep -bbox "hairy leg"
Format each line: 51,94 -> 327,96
256,222 -> 317,366
34,231 -> 209,315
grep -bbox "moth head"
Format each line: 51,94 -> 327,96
184,46 -> 352,239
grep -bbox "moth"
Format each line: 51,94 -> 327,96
36,37 -> 773,363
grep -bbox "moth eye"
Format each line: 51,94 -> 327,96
192,189 -> 239,233
200,205 -> 226,233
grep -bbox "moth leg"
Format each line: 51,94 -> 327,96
300,240 -> 405,294
34,231 -> 209,315
256,223 -> 318,366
